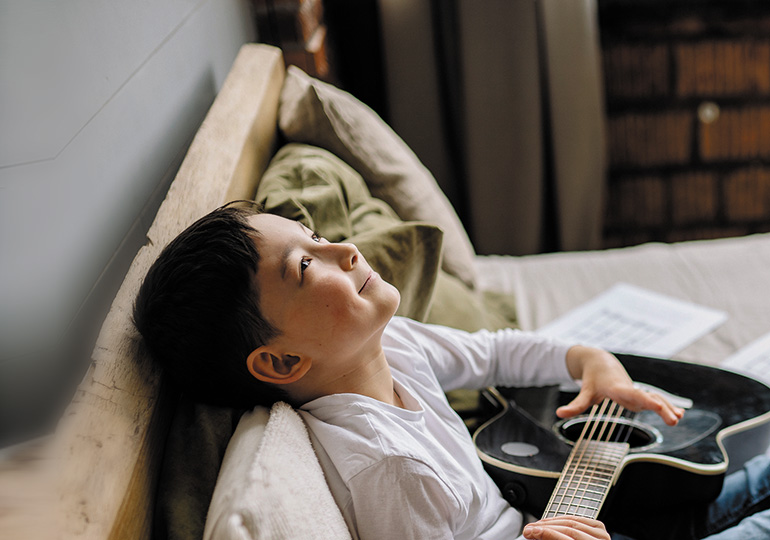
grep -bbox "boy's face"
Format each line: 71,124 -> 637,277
248,213 -> 400,374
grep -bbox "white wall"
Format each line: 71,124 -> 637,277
0,0 -> 255,444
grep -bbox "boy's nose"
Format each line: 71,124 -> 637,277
332,242 -> 358,270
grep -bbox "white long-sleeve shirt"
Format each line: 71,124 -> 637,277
299,316 -> 574,540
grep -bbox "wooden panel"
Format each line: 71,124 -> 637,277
56,44 -> 284,540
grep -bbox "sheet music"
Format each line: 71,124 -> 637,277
722,332 -> 770,384
536,283 -> 728,357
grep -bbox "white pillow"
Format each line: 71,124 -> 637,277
204,402 -> 351,540
278,66 -> 478,290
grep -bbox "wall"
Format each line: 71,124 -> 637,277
0,0 -> 255,445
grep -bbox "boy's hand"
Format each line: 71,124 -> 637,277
522,516 -> 610,540
522,516 -> 610,539
559,345 -> 684,426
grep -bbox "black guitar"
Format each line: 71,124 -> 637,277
473,354 -> 770,528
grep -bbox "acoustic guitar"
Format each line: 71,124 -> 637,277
473,354 -> 770,527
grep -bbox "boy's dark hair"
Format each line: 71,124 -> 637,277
133,205 -> 287,409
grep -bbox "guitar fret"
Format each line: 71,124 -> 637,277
567,470 -> 614,478
570,461 -> 625,470
554,498 -> 603,506
555,486 -> 605,493
551,503 -> 600,511
574,460 -> 624,468
545,503 -> 601,518
549,503 -> 602,514
554,491 -> 603,502
561,473 -> 617,481
543,437 -> 630,521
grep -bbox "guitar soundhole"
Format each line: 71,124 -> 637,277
556,417 -> 661,450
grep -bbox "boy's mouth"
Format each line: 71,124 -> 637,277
358,271 -> 373,294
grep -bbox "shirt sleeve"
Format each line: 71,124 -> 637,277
387,317 -> 574,391
348,456 -> 461,540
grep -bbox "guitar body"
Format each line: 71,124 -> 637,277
473,354 -> 770,524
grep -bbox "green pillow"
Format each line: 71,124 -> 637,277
256,143 -> 519,333
256,143 -> 442,322
256,143 -> 401,240
426,272 -> 519,332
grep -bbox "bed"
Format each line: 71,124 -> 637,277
56,43 -> 770,539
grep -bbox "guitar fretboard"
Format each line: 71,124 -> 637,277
542,440 -> 629,519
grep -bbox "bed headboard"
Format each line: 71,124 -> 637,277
57,44 -> 285,539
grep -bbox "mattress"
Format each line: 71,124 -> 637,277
474,233 -> 770,367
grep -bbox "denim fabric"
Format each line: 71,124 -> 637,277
699,454 -> 770,539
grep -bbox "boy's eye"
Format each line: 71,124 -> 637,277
311,231 -> 322,243
300,256 -> 311,275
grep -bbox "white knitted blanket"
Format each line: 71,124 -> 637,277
204,402 -> 352,540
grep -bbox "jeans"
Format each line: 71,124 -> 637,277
611,454 -> 770,540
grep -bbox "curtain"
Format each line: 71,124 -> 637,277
379,0 -> 606,255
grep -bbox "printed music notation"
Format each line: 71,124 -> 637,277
536,283 -> 728,358
723,332 -> 770,385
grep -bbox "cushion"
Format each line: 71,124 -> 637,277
203,402 -> 351,540
425,272 -> 522,333
154,400 -> 243,540
256,143 -> 519,334
278,65 -> 479,290
256,143 -> 442,322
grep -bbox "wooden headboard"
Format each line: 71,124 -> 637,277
57,44 -> 285,539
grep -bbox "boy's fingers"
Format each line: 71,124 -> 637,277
555,384 -> 685,425
523,516 -> 610,540
555,389 -> 594,418
639,390 -> 684,425
614,387 -> 684,426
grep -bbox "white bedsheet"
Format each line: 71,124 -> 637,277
474,234 -> 770,367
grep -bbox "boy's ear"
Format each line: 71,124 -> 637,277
246,346 -> 311,385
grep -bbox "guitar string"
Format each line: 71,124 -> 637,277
549,399 -> 611,516
576,400 -> 630,516
564,399 -> 622,517
603,401 -> 623,442
548,398 -> 629,518
548,388 -> 657,517
544,400 -> 601,517
568,400 -> 628,517
613,402 -> 640,445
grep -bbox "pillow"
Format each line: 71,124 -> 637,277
425,272 -> 521,333
154,399 -> 244,540
256,143 -> 519,334
278,66 -> 479,290
256,143 -> 442,322
203,402 -> 352,540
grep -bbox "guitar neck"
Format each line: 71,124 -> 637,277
542,440 -> 629,519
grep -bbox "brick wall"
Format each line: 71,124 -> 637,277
599,1 -> 770,247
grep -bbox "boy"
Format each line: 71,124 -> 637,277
134,205 -> 770,540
